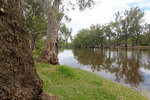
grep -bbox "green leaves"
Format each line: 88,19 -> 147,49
58,23 -> 72,43
77,0 -> 96,11
24,0 -> 47,32
73,6 -> 149,48
73,25 -> 105,48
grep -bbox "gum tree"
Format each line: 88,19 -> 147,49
129,7 -> 144,46
33,0 -> 96,64
0,0 -> 50,99
114,12 -> 122,46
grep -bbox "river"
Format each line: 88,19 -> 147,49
58,48 -> 150,98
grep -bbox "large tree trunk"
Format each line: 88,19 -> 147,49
0,0 -> 51,99
36,0 -> 61,64
37,15 -> 59,64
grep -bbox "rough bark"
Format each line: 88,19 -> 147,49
36,0 -> 62,64
31,34 -> 38,51
0,0 -> 51,99
37,15 -> 59,64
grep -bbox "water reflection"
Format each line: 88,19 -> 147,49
58,48 -> 150,95
72,48 -> 150,87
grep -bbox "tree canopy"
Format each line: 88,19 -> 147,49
72,7 -> 149,48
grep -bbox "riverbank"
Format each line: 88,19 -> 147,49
113,46 -> 150,49
70,46 -> 150,49
35,62 -> 147,100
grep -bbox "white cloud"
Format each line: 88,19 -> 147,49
140,67 -> 150,75
64,0 -> 150,36
145,11 -> 150,23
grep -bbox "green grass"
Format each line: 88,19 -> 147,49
35,62 -> 147,100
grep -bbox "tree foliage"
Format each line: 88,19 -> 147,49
24,0 -> 74,50
30,0 -> 96,64
24,0 -> 47,50
58,23 -> 72,43
73,7 -> 149,48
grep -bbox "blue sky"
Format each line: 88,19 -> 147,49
64,0 -> 150,37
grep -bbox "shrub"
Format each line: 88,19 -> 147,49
139,43 -> 149,46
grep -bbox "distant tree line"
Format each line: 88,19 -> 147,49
73,7 -> 150,48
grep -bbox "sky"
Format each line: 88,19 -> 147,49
64,0 -> 150,37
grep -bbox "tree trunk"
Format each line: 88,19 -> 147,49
36,0 -> 61,64
108,37 -> 111,48
125,33 -> 128,47
31,34 -> 38,51
136,33 -> 139,46
37,13 -> 59,64
132,36 -> 135,46
117,36 -> 119,46
0,0 -> 50,99
125,39 -> 127,47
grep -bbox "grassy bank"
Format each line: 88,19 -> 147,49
35,62 -> 147,100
